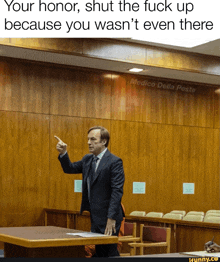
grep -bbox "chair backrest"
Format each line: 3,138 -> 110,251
124,222 -> 136,237
145,212 -> 163,218
205,213 -> 220,218
129,211 -> 146,216
182,215 -> 204,222
206,210 -> 220,215
128,224 -> 171,255
170,210 -> 186,216
204,216 -> 220,223
187,211 -> 204,216
163,213 -> 183,220
140,224 -> 171,244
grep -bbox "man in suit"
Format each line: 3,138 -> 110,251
55,126 -> 125,257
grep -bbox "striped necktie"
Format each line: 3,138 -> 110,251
91,156 -> 99,183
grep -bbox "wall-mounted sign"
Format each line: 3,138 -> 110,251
74,180 -> 82,193
133,182 -> 146,194
183,183 -> 194,194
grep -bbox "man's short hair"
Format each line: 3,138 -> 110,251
88,126 -> 110,147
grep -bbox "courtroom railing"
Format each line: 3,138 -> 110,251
44,208 -> 220,254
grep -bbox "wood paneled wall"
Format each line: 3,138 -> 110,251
0,57 -> 219,227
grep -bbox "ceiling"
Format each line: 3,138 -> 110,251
187,39 -> 220,57
0,38 -> 219,86
123,38 -> 220,57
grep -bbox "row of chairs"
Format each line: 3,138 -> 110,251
119,222 -> 171,256
129,210 -> 220,223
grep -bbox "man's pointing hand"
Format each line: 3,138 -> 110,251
54,136 -> 67,155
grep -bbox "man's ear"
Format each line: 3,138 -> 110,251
102,139 -> 107,146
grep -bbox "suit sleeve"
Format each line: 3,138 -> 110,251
107,158 -> 125,220
58,152 -> 83,174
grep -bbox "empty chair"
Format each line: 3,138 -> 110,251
129,224 -> 171,256
129,211 -> 146,216
170,210 -> 186,216
119,222 -> 140,256
186,211 -> 204,216
145,212 -> 163,218
204,216 -> 220,223
182,215 -> 204,222
163,213 -> 183,220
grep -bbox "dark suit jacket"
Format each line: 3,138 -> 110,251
58,149 -> 125,233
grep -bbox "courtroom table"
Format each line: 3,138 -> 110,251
0,226 -> 118,257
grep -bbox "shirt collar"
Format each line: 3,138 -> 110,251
96,148 -> 107,160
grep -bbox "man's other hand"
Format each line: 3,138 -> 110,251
104,218 -> 116,236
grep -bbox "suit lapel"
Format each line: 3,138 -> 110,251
91,149 -> 110,186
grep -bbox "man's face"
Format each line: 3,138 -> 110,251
88,129 -> 106,156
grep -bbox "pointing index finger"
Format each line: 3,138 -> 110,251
54,135 -> 62,142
